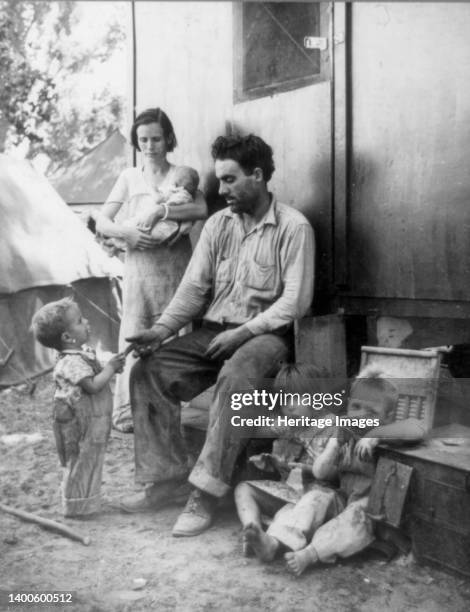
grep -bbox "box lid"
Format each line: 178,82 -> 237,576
383,424 -> 470,472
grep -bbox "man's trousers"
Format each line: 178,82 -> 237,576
130,326 -> 290,497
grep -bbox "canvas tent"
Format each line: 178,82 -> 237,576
49,129 -> 128,211
0,155 -> 122,387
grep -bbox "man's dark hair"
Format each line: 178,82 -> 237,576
130,107 -> 177,152
211,134 -> 275,182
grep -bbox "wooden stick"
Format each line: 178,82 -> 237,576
123,343 -> 135,357
0,502 -> 91,546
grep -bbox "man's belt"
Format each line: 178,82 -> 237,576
201,319 -> 293,336
201,320 -> 240,332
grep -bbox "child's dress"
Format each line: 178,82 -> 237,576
53,347 -> 112,517
246,424 -> 333,504
296,443 -> 375,563
246,425 -> 375,555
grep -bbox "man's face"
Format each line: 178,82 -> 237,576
215,158 -> 260,215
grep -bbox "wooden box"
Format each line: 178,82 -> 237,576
359,346 -> 442,431
372,424 -> 470,577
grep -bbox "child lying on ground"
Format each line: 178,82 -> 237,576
102,165 -> 199,254
235,366 -> 426,575
32,298 -> 126,517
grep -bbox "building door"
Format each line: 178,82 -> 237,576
334,3 -> 470,319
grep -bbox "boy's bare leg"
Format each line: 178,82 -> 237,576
234,482 -> 283,560
285,545 -> 319,577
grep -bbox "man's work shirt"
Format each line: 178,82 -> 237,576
157,197 -> 315,336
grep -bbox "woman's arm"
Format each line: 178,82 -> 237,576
95,201 -> 126,239
95,171 -> 128,236
150,190 -> 208,224
168,189 -> 207,221
96,202 -> 156,249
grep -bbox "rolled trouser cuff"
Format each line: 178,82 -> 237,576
267,522 -> 307,551
63,494 -> 100,517
189,464 -> 231,498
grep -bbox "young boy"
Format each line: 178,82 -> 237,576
32,298 -> 126,517
235,367 -> 426,575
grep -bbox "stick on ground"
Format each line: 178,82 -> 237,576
0,502 -> 91,546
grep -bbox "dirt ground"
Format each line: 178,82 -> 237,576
1,374 -> 469,612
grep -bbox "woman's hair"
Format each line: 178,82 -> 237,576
130,108 -> 177,152
273,362 -> 329,395
31,297 -> 75,351
211,134 -> 275,182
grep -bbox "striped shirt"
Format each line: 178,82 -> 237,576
157,197 -> 315,335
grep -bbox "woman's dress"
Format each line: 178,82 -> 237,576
107,165 -> 192,429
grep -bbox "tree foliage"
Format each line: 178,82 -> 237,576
0,0 -> 126,169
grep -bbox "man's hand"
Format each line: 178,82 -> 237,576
354,437 -> 379,461
204,326 -> 253,360
125,327 -> 168,358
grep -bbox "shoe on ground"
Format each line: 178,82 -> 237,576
116,479 -> 190,513
172,489 -> 217,537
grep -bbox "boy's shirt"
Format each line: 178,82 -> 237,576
54,346 -> 101,407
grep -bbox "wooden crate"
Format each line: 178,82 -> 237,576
371,424 -> 470,577
358,346 -> 442,431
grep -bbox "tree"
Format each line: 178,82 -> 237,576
0,0 -> 126,169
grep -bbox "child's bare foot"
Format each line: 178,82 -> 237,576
285,548 -> 318,577
243,523 -> 279,562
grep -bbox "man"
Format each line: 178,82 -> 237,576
124,134 -> 315,537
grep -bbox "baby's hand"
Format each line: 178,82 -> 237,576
269,454 -> 290,473
355,437 -> 379,461
137,210 -> 162,232
248,453 -> 274,471
248,453 -> 289,473
107,352 -> 126,374
287,461 -> 313,475
136,220 -> 151,231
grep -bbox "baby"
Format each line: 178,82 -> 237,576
235,366 -> 426,576
107,165 -> 199,252
32,297 -> 126,517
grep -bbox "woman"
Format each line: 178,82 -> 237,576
96,108 -> 207,432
